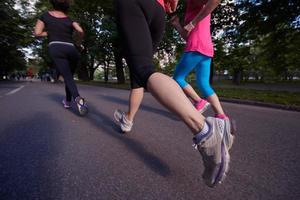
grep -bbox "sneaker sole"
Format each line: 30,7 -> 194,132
213,120 -> 235,185
120,127 -> 131,133
213,142 -> 230,186
212,119 -> 235,186
78,105 -> 88,116
201,117 -> 231,187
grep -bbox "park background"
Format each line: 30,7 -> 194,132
0,0 -> 299,108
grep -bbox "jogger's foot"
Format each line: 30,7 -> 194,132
195,99 -> 210,114
113,109 -> 133,133
75,97 -> 88,116
223,118 -> 236,150
62,99 -> 71,109
193,117 -> 232,187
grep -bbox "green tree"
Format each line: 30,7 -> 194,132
0,0 -> 28,79
235,0 -> 300,81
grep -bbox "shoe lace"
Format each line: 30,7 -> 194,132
216,119 -> 225,138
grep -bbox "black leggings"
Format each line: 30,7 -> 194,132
116,0 -> 165,89
49,43 -> 80,101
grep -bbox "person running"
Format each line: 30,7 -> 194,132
170,0 -> 228,119
34,0 -> 88,115
114,0 -> 235,187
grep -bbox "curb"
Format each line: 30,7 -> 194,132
220,97 -> 300,112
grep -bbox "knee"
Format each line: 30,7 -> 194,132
132,65 -> 155,89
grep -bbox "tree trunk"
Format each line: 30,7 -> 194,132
77,50 -> 89,81
88,56 -> 95,81
104,64 -> 109,83
233,67 -> 243,85
88,67 -> 96,81
77,63 -> 89,81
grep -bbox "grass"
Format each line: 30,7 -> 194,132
214,88 -> 300,107
78,80 -> 300,108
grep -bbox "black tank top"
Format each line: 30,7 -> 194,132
39,12 -> 74,43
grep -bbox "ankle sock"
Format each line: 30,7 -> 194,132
193,122 -> 210,144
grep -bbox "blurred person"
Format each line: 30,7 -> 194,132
34,0 -> 88,115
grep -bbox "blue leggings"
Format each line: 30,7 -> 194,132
173,52 -> 214,98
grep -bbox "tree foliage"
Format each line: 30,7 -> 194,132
27,0 -> 300,83
0,0 -> 28,79
229,0 -> 300,82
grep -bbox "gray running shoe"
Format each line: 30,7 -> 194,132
113,109 -> 133,133
193,117 -> 231,187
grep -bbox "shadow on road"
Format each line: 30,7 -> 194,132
85,104 -> 172,177
99,94 -> 180,121
47,93 -> 171,177
0,113 -> 63,199
47,93 -> 80,116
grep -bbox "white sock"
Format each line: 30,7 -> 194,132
198,122 -> 209,136
193,122 -> 210,144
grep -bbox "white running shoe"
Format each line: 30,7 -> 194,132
193,117 -> 234,187
75,97 -> 88,116
114,109 -> 133,133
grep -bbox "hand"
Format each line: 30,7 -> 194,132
184,22 -> 195,34
170,15 -> 180,27
165,0 -> 179,14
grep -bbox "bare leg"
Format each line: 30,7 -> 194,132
147,73 -> 205,134
206,94 -> 225,115
182,84 -> 202,103
127,87 -> 144,121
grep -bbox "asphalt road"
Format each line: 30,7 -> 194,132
0,81 -> 299,200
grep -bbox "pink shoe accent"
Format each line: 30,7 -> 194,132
195,99 -> 210,114
215,114 -> 229,119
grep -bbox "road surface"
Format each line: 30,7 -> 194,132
0,81 -> 299,200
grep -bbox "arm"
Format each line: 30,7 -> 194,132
184,0 -> 220,33
170,15 -> 188,40
34,19 -> 47,37
72,22 -> 85,50
73,22 -> 84,38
